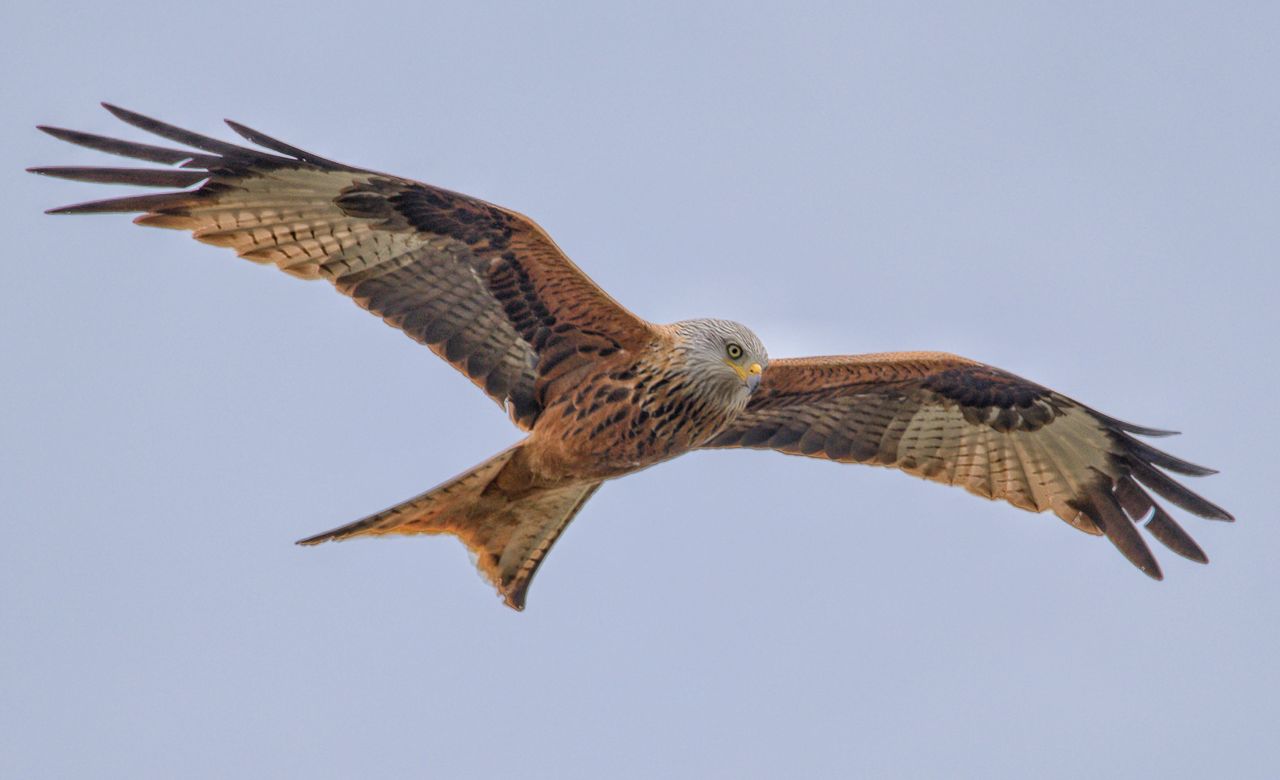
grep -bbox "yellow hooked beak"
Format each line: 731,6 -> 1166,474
726,360 -> 764,392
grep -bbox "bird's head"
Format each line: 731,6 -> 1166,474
672,318 -> 768,407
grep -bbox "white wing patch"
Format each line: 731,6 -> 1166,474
136,168 -> 385,279
890,404 -> 1114,533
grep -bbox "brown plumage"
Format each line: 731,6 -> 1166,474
32,105 -> 1232,609
704,353 -> 1231,576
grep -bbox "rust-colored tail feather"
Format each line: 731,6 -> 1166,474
297,445 -> 601,610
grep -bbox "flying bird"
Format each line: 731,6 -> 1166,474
31,105 -> 1232,610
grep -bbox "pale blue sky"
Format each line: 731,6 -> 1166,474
4,3 -> 1277,778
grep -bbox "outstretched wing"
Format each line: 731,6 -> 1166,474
704,352 -> 1232,578
31,104 -> 655,430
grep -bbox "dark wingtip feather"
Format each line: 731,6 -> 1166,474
1083,490 -> 1164,580
101,103 -> 260,158
1092,410 -> 1179,437
1117,432 -> 1220,477
1146,505 -> 1210,564
1129,459 -> 1234,522
1113,476 -> 1154,522
101,102 -> 150,124
35,124 -> 216,167
37,124 -> 76,139
44,191 -> 196,215
27,166 -> 208,188
223,119 -> 343,168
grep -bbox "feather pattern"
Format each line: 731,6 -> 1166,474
704,352 -> 1231,577
33,106 -> 1233,607
32,104 -> 654,430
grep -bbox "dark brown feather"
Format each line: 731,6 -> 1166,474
1114,431 -> 1218,476
101,103 -> 272,160
28,166 -> 208,188
705,353 -> 1229,578
1145,505 -> 1209,564
1127,458 -> 1233,521
1113,476 -> 1154,521
1078,485 -> 1163,580
36,125 -> 220,167
1089,410 -> 1178,437
34,105 -> 654,432
46,192 -> 201,215
223,119 -> 345,168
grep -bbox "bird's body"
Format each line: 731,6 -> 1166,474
510,323 -> 749,482
32,105 -> 1232,609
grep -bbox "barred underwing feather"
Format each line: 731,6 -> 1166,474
705,353 -> 1230,575
33,104 -> 654,431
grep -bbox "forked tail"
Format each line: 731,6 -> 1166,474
297,445 -> 602,610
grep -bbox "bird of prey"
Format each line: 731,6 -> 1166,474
31,105 -> 1232,610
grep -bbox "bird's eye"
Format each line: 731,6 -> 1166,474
726,343 -> 744,360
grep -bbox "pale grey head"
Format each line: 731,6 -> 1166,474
670,318 -> 769,410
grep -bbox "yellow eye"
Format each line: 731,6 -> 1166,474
726,343 -> 744,360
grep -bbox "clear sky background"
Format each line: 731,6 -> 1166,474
3,3 -> 1277,778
